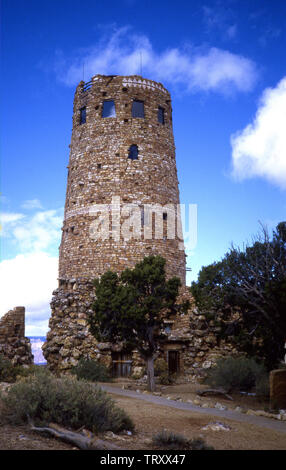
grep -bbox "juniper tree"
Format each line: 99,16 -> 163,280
190,222 -> 286,369
88,255 -> 189,392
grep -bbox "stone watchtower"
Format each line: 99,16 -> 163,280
43,75 -> 189,373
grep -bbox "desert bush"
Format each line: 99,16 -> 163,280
158,371 -> 175,385
152,430 -> 190,449
154,358 -> 175,385
152,430 -> 214,450
0,355 -> 25,382
154,358 -> 168,376
2,373 -> 133,433
189,438 -> 214,450
204,356 -> 268,393
255,374 -> 270,398
71,358 -> 111,382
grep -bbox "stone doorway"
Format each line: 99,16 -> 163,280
168,350 -> 180,374
111,352 -> 132,377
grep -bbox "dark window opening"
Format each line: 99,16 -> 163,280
158,107 -> 165,124
132,100 -> 144,118
128,144 -> 139,160
97,163 -> 102,169
80,107 -> 86,124
141,208 -> 144,226
163,212 -> 167,220
102,100 -> 116,118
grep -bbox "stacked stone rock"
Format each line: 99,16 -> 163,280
43,74 -> 235,376
59,74 -> 186,283
44,75 -> 189,371
0,307 -> 33,366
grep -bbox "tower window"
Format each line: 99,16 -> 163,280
79,107 -> 86,124
132,100 -> 144,118
158,107 -> 165,124
102,100 -> 116,118
128,144 -> 139,160
163,212 -> 167,220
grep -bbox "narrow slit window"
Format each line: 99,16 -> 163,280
163,212 -> 167,220
80,107 -> 86,124
102,100 -> 116,118
158,107 -> 165,124
128,144 -> 138,160
132,100 -> 144,118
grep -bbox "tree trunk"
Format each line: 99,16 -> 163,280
146,356 -> 155,392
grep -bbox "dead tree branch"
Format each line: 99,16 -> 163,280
30,422 -> 122,450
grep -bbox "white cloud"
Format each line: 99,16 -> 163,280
231,76 -> 286,189
2,208 -> 63,253
0,252 -> 58,336
21,199 -> 43,210
1,212 -> 25,226
0,206 -> 63,336
57,27 -> 257,95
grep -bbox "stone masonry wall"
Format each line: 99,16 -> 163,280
44,74 -> 236,375
0,307 -> 33,366
43,282 -> 235,377
59,74 -> 186,285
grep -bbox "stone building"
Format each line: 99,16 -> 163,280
0,307 -> 33,365
43,75 -> 234,377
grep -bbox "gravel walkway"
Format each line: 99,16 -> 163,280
100,384 -> 286,434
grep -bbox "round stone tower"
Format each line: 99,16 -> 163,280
43,75 -> 188,372
60,74 -> 186,283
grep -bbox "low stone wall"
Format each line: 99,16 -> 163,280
43,282 -> 236,377
43,281 -> 110,371
0,307 -> 33,366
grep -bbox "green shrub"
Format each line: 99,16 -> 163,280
71,358 -> 111,382
154,358 -> 168,376
2,373 -> 133,434
204,356 -> 268,393
154,358 -> 175,385
189,438 -> 214,450
255,374 -> 270,398
152,431 -> 214,450
152,430 -> 189,449
0,355 -> 24,382
158,371 -> 175,385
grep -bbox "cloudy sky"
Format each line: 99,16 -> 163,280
1,0 -> 286,336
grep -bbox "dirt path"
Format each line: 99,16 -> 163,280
100,388 -> 286,450
100,384 -> 286,435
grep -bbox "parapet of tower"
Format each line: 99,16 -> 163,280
59,74 -> 186,286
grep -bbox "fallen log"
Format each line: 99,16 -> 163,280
30,422 -> 122,450
196,389 -> 233,401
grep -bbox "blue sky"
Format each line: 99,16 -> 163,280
1,0 -> 286,335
